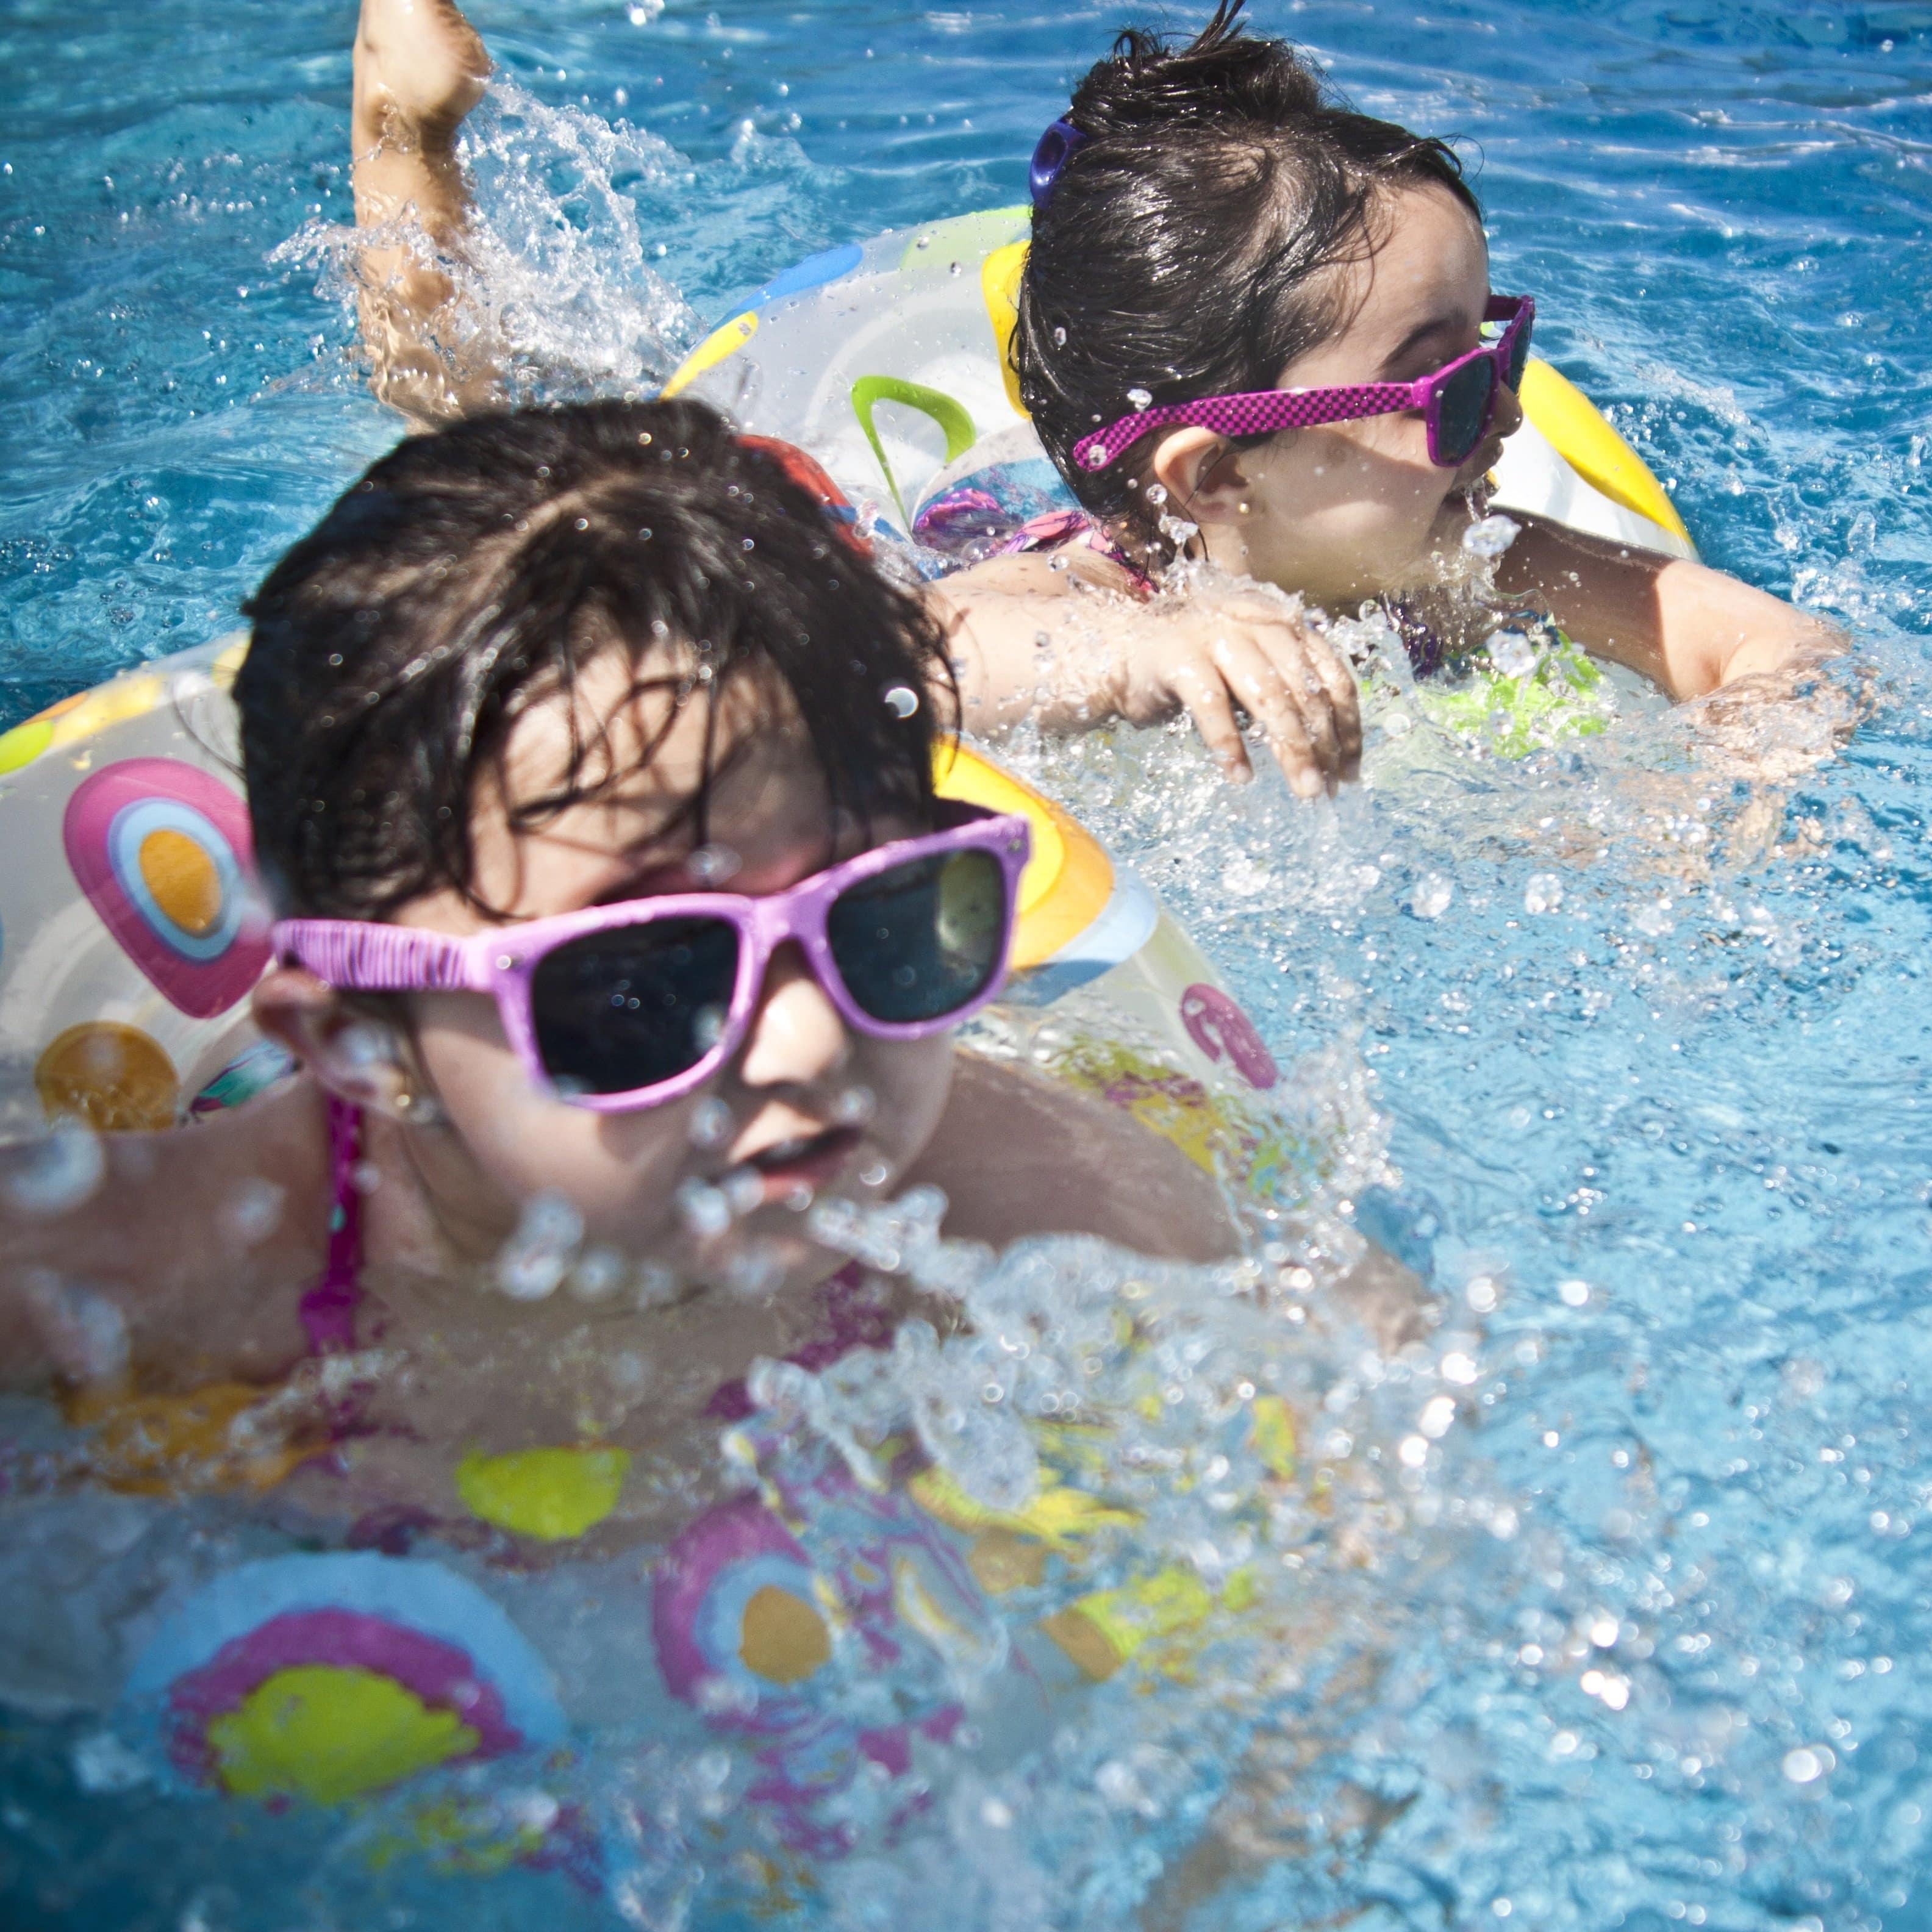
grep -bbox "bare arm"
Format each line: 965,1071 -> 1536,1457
0,1086 -> 328,1394
1499,513 -> 1845,698
928,553 -> 1363,796
912,1051 -> 1242,1264
917,1054 -> 1432,1354
350,0 -> 501,424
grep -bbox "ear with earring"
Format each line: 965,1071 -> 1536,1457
392,1084 -> 446,1128
313,1012 -> 443,1123
252,968 -> 445,1125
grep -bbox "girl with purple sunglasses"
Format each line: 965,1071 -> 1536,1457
0,399 -> 1244,1525
931,1 -> 1842,792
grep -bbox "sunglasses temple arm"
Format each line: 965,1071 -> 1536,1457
273,921 -> 485,993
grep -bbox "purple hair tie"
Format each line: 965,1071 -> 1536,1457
1029,117 -> 1086,210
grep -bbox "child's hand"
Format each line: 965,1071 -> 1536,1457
1114,589 -> 1362,794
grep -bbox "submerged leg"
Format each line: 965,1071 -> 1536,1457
351,0 -> 499,423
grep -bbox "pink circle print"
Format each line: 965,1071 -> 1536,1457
63,757 -> 271,1018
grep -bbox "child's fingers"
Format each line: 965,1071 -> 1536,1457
1226,609 -> 1356,781
1209,635 -> 1328,796
1171,660 -> 1254,782
1226,626 -> 1345,790
1300,632 -> 1364,775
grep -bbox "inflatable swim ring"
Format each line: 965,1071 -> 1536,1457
662,206 -> 1697,565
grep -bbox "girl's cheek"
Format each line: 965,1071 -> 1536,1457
862,1035 -> 956,1169
416,1027 -> 686,1208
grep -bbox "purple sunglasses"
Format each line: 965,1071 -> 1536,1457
1070,295 -> 1535,474
276,806 -> 1032,1112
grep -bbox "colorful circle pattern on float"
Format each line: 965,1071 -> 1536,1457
124,1552 -> 565,1805
63,757 -> 271,1018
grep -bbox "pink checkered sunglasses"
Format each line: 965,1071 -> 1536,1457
1071,295 -> 1534,474
275,805 -> 1031,1112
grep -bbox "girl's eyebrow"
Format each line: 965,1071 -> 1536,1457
1381,310 -> 1476,373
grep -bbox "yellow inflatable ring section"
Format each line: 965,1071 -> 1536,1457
931,738 -> 1113,971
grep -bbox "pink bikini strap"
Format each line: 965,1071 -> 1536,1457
298,1094 -> 365,1356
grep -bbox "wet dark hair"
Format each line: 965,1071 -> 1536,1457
239,398 -> 948,920
1015,0 -> 1481,542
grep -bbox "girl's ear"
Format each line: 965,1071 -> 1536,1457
1148,428 -> 1251,528
251,968 -> 426,1122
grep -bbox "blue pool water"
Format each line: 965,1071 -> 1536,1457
5,1 -> 1932,1926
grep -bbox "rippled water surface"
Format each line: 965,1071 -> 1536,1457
4,1 -> 1932,1927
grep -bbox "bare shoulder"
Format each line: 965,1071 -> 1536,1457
907,1050 -> 1241,1263
0,1080 -> 331,1391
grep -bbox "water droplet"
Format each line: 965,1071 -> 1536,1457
1783,1746 -> 1828,1783
674,1178 -> 732,1240
3,1123 -> 106,1217
1559,1277 -> 1591,1307
570,1247 -> 628,1302
1051,326 -> 1067,347
496,1190 -> 585,1300
1489,629 -> 1539,680
1461,512 -> 1521,559
884,684 -> 919,718
721,1167 -> 764,1217
1144,484 -> 1168,506
689,1097 -> 734,1148
1126,387 -> 1152,411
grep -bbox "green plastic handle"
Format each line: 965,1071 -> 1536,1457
850,376 -> 976,524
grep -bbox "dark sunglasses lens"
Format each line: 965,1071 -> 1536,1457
1505,313 -> 1533,390
1436,357 -> 1495,464
826,848 -> 1008,1026
529,918 -> 740,1097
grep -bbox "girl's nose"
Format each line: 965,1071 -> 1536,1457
734,942 -> 851,1090
1494,375 -> 1525,440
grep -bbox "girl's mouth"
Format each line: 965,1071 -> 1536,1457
732,1125 -> 863,1204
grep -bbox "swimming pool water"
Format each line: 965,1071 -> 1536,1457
4,2 -> 1932,1927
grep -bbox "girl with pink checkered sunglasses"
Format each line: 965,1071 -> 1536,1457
931,2 -> 1841,793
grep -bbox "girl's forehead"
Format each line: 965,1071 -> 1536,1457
438,655 -> 835,928
1292,184 -> 1490,374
